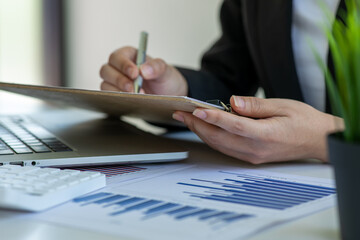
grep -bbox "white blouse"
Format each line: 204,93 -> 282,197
292,0 -> 340,111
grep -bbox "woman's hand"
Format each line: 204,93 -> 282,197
172,96 -> 344,164
100,46 -> 188,96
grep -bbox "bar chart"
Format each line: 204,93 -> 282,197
178,171 -> 336,210
34,167 -> 336,240
73,192 -> 254,225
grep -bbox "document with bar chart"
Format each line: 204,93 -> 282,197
31,165 -> 336,240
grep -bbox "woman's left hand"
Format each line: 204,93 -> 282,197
172,96 -> 344,164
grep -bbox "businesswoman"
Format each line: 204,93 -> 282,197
99,0 -> 345,164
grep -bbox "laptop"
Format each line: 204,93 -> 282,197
0,106 -> 188,167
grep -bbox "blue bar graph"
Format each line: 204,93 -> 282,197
177,172 -> 336,210
111,200 -> 162,216
94,195 -> 127,204
223,214 -> 253,223
199,211 -> 232,221
167,206 -> 197,215
175,209 -> 214,220
145,203 -> 180,215
73,192 -> 111,203
114,197 -> 145,206
72,192 -> 254,226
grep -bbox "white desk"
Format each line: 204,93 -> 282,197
0,92 -> 340,240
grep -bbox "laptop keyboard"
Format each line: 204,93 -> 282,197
0,116 -> 72,155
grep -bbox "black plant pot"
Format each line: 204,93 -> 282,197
328,133 -> 360,240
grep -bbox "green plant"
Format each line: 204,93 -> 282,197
313,0 -> 360,142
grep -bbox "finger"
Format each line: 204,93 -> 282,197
173,111 -> 265,164
173,111 -> 239,146
100,64 -> 134,92
100,81 -> 120,92
108,47 -> 139,79
140,58 -> 167,80
230,96 -> 287,118
192,108 -> 264,139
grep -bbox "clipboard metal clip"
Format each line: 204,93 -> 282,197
206,100 -> 232,113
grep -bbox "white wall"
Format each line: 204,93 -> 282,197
0,0 -> 43,85
65,0 -> 223,90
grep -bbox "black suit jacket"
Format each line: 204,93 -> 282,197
178,0 -> 345,113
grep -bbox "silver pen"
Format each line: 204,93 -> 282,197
134,31 -> 148,93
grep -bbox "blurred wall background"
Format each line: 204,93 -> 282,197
64,0 -> 223,89
0,0 -> 43,85
0,0 -> 223,90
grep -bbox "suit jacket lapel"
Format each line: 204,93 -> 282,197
243,0 -> 303,101
242,1 -> 272,96
257,0 -> 303,101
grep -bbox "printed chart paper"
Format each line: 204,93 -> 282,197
30,165 -> 336,240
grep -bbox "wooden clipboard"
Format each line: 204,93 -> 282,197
0,82 -> 224,125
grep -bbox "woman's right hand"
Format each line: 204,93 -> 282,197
100,46 -> 188,96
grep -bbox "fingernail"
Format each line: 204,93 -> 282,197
140,64 -> 154,77
172,113 -> 184,122
233,96 -> 245,109
124,83 -> 132,92
193,109 -> 207,119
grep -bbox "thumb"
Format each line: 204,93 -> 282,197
140,58 -> 167,80
230,96 -> 284,118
